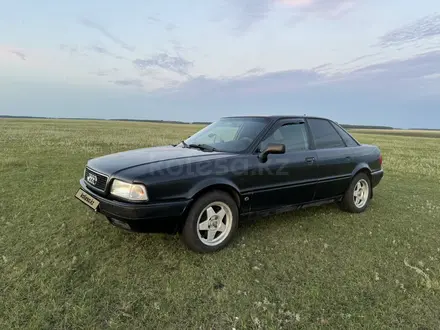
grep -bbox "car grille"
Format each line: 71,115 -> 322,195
84,167 -> 108,191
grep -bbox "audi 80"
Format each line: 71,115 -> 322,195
75,116 -> 384,253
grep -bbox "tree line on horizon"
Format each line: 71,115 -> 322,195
2,114 -> 432,131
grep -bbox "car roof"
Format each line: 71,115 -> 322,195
221,115 -> 333,121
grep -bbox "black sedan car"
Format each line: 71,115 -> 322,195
76,116 -> 384,253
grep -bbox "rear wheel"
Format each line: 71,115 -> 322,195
181,191 -> 238,253
340,173 -> 371,213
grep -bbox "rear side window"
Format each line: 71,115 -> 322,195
308,119 -> 345,149
331,123 -> 359,147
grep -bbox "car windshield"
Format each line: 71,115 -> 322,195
183,117 -> 269,153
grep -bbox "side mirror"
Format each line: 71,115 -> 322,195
258,143 -> 285,163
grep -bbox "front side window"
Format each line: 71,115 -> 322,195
260,123 -> 309,153
184,117 -> 268,152
308,118 -> 346,149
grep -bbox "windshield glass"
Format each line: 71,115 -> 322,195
184,117 -> 269,153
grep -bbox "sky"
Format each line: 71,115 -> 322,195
1,0 -> 440,128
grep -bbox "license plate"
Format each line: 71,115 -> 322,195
75,189 -> 100,211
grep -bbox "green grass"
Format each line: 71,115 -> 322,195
1,118 -> 439,329
350,129 -> 440,138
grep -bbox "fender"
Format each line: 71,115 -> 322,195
351,162 -> 372,178
187,177 -> 241,200
351,162 -> 374,198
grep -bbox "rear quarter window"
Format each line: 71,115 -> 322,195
331,123 -> 359,147
307,118 -> 346,149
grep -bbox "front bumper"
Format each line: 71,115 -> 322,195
78,179 -> 191,233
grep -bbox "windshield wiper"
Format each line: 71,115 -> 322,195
188,143 -> 216,152
174,140 -> 189,148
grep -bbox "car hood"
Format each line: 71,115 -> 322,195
87,145 -> 230,176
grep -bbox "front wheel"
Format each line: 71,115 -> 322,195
181,191 -> 238,253
340,173 -> 372,213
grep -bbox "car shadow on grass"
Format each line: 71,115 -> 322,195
88,201 -> 354,256
238,202 -> 341,230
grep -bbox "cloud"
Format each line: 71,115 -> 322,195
165,50 -> 440,98
423,73 -> 440,80
223,0 -> 356,32
224,0 -> 273,32
9,50 -> 26,61
59,44 -> 124,59
90,68 -> 119,77
88,45 -> 126,60
59,44 -> 79,55
113,79 -> 143,87
169,40 -> 184,53
133,53 -> 193,76
311,63 -> 332,72
284,0 -> 356,26
147,16 -> 160,23
89,45 -> 110,55
165,23 -> 177,32
168,39 -> 198,55
378,14 -> 440,48
281,0 -> 355,15
346,50 -> 440,83
79,18 -> 135,52
280,0 -> 314,5
168,69 -> 323,99
228,66 -> 266,79
124,50 -> 437,128
93,71 -> 109,77
342,53 -> 381,65
244,67 -> 265,75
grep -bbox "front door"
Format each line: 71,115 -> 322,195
242,119 -> 319,213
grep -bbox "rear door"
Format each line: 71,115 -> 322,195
246,119 -> 319,212
306,118 -> 357,200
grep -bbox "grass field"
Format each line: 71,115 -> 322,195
1,119 -> 440,329
350,129 -> 440,139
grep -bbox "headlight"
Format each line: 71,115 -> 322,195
110,180 -> 148,201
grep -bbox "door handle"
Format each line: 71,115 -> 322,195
305,157 -> 316,165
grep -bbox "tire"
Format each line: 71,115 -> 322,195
340,173 -> 372,213
181,190 -> 239,253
